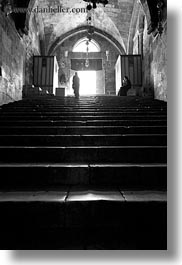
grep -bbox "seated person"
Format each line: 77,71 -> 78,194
118,76 -> 131,96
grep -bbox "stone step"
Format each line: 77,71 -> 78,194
0,115 -> 167,121
0,106 -> 167,111
0,146 -> 167,163
3,102 -> 167,105
0,120 -> 167,127
0,189 -> 167,249
5,105 -> 166,109
4,96 -> 166,104
0,134 -> 167,146
0,226 -> 165,250
0,125 -> 167,135
0,111 -> 167,116
0,96 -> 167,249
0,107 -> 167,113
0,163 -> 166,190
1,99 -> 167,106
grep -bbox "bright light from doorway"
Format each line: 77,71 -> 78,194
78,71 -> 96,95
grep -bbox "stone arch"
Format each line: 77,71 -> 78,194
138,0 -> 151,27
25,0 -> 127,55
72,38 -> 101,52
48,26 -> 126,56
127,0 -> 151,54
25,0 -> 37,29
127,0 -> 141,54
138,12 -> 145,32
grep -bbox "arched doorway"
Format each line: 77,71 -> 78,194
70,38 -> 105,96
51,28 -> 121,96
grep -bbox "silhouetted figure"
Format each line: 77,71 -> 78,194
72,72 -> 80,98
118,76 -> 131,96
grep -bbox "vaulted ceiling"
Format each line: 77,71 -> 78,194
0,0 -> 164,54
29,0 -> 135,53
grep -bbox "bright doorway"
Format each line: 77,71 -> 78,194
77,71 -> 96,95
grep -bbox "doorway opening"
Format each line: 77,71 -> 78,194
69,38 -> 100,96
77,71 -> 96,95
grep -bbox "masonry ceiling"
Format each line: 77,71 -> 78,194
1,0 -> 165,54
29,0 -> 135,53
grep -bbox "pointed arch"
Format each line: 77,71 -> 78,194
72,38 -> 101,52
48,26 -> 125,55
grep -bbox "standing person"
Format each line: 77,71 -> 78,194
118,76 -> 131,96
72,72 -> 80,98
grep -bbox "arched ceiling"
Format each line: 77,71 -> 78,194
28,0 -> 136,54
0,0 -> 165,54
48,25 -> 126,55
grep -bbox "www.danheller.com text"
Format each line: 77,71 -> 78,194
10,6 -> 88,14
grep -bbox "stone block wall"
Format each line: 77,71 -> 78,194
142,17 -> 167,101
105,0 -> 134,50
0,11 -> 25,105
23,14 -> 42,86
131,2 -> 167,101
0,10 -> 42,105
151,26 -> 167,101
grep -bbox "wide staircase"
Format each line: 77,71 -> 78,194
0,96 -> 167,249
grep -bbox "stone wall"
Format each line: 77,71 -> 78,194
131,1 -> 167,101
23,13 -> 42,86
142,17 -> 167,101
0,9 -> 42,105
150,26 -> 167,101
0,11 -> 25,105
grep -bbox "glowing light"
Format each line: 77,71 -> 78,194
78,71 -> 96,95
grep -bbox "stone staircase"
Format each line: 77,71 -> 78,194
0,96 -> 167,249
